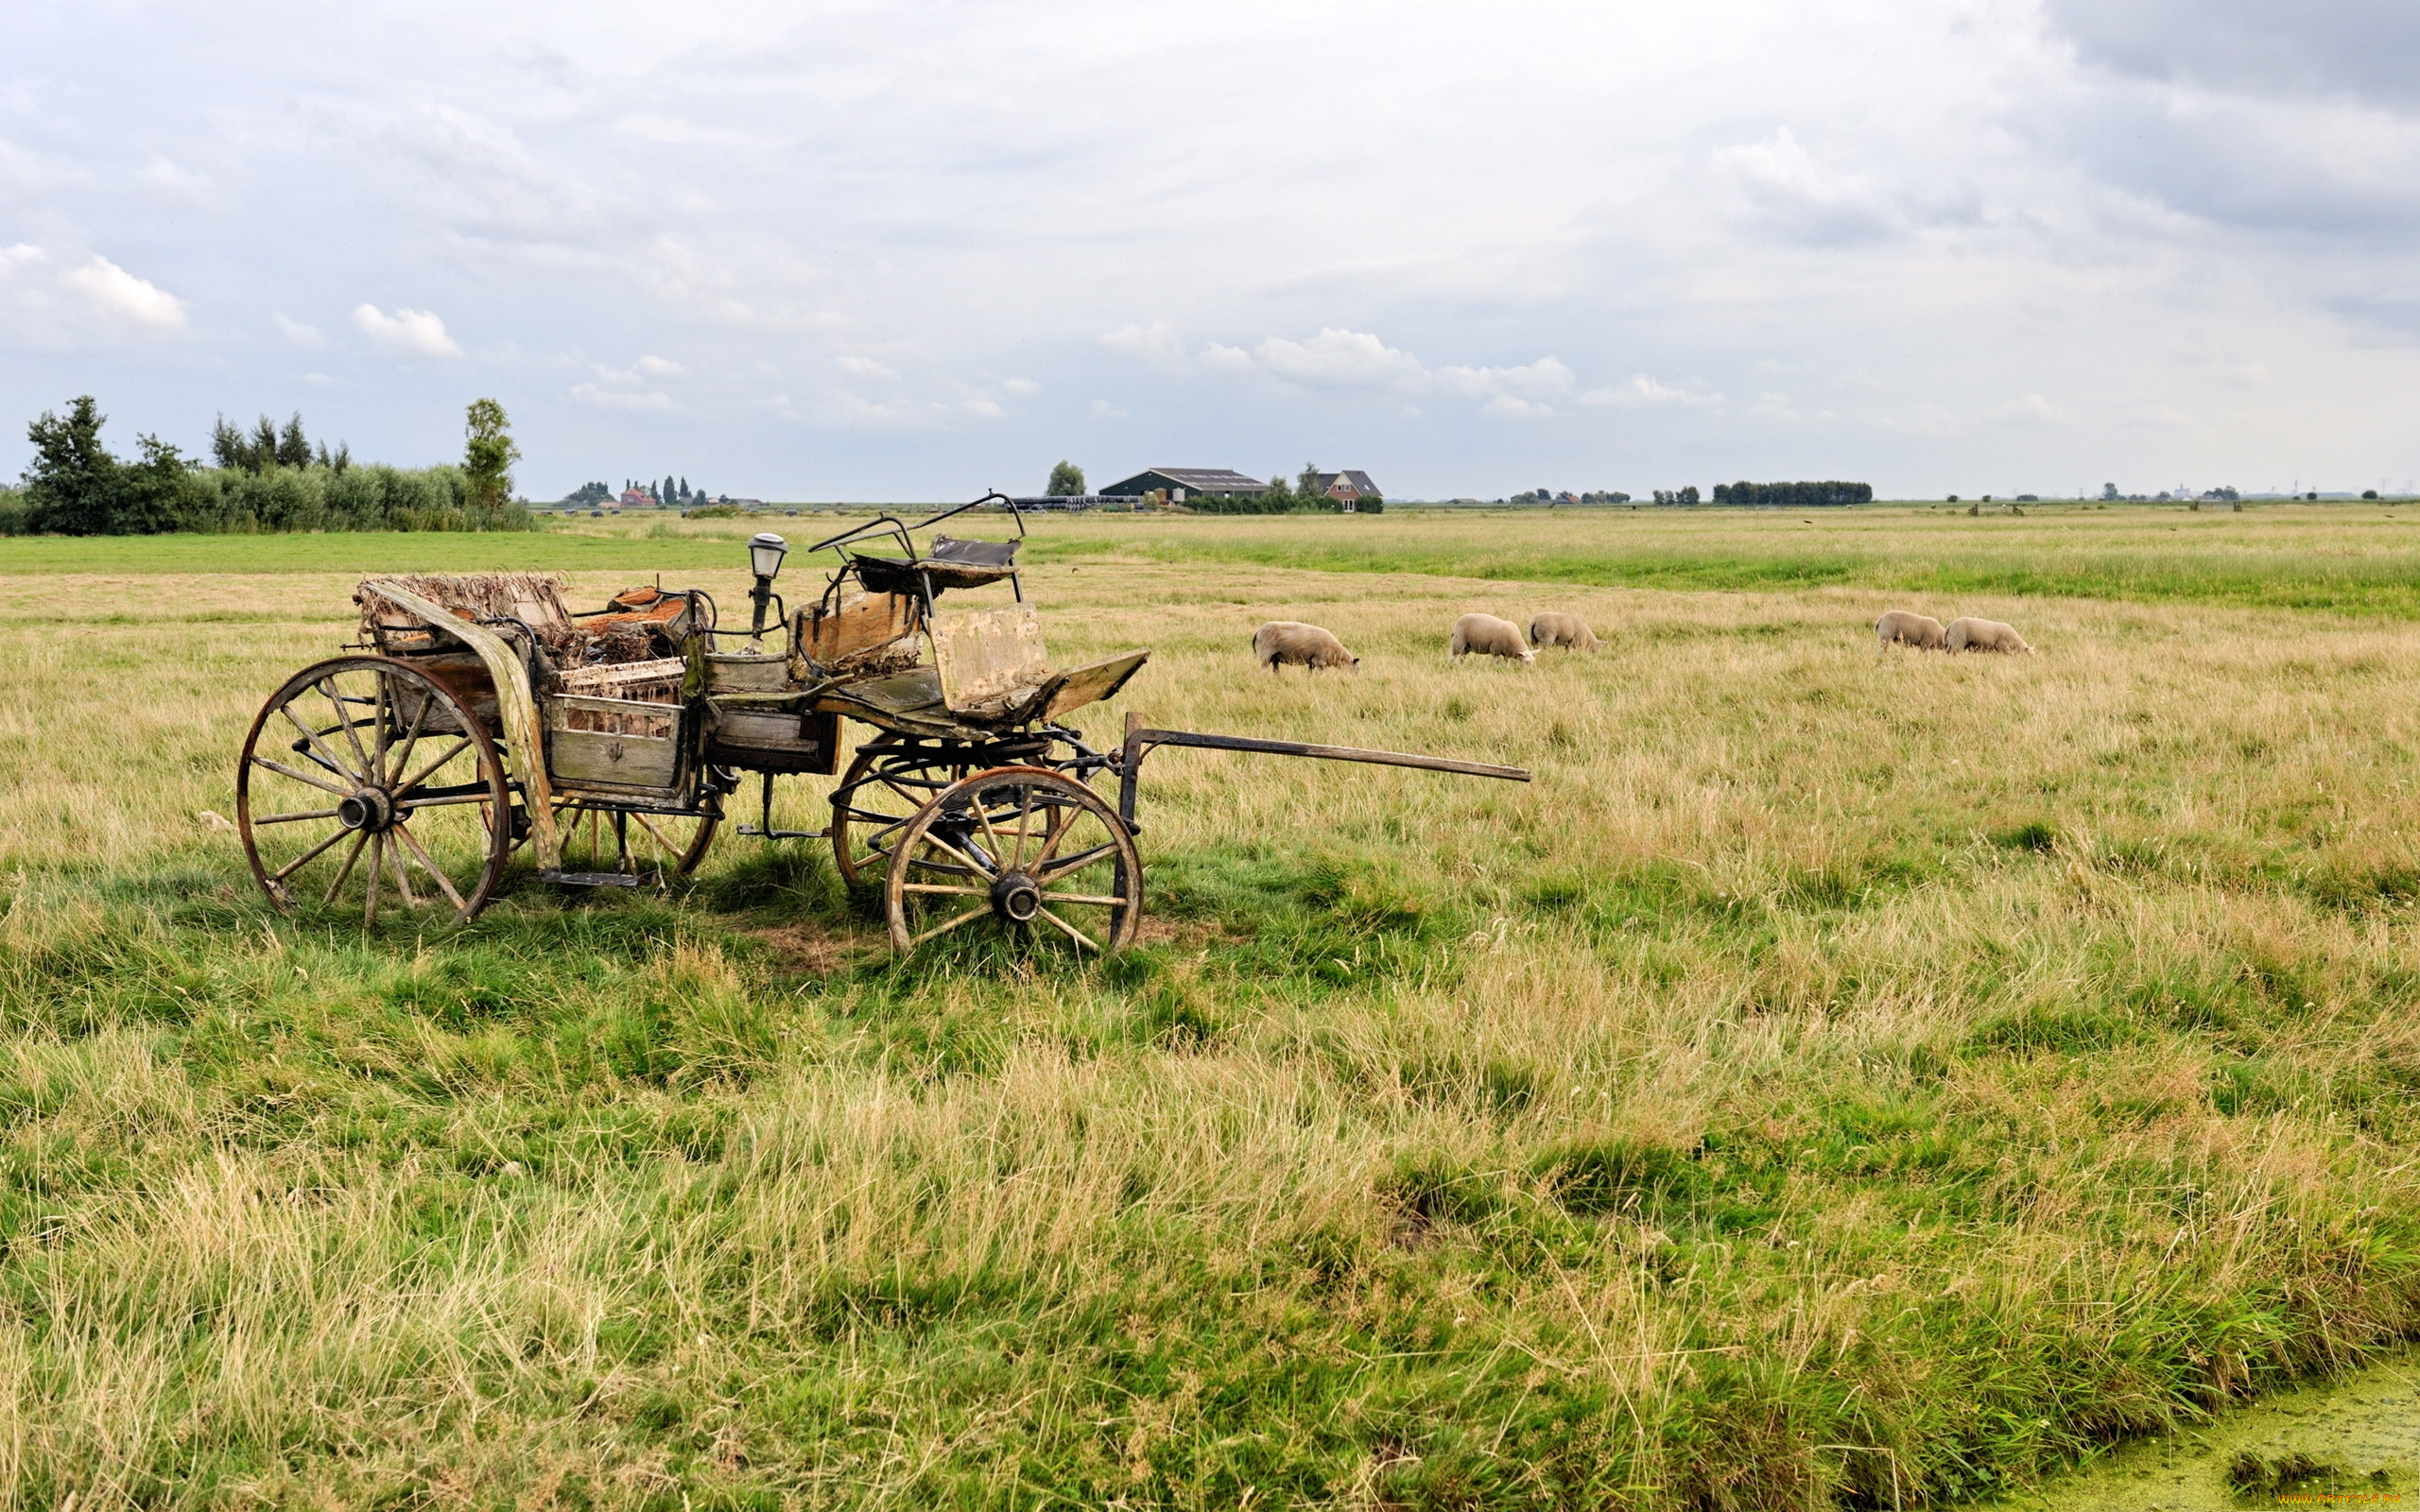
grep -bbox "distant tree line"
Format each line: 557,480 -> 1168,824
1651,487 -> 1702,507
0,396 -> 532,536
1710,480 -> 1874,507
584,474 -> 711,507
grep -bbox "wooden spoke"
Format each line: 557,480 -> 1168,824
391,823 -> 469,913
320,678 -> 374,780
903,882 -> 991,896
392,736 -> 472,798
270,824 -> 353,882
381,685 -> 431,785
252,806 -> 341,827
1040,892 -> 1129,907
909,903 -> 992,947
913,828 -> 996,879
1010,783 -> 1035,869
1031,904 -> 1101,952
386,834 -> 421,909
280,701 -> 361,784
1037,841 -> 1119,884
364,833 -> 383,925
320,832 -> 368,906
247,754 -> 353,798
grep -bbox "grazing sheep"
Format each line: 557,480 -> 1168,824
1528,611 -> 1600,651
1945,616 -> 2035,654
1875,609 -> 1948,651
1450,613 -> 1536,662
1253,620 -> 1358,671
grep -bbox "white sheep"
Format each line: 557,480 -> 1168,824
1875,610 -> 1947,651
1944,616 -> 2035,654
1450,613 -> 1536,662
1529,611 -> 1600,651
1253,620 -> 1359,671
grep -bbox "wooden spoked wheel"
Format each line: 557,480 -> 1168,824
550,798 -> 718,885
829,744 -> 971,886
882,766 -> 1142,955
236,656 -> 512,924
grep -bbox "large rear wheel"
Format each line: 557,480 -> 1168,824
236,656 -> 512,924
882,766 -> 1141,955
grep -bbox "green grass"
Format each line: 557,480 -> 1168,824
6,514 -> 2420,1507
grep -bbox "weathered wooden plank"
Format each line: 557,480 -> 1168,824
549,730 -> 682,789
932,605 -> 1050,717
795,591 -> 918,667
356,579 -> 563,867
1043,649 -> 1150,720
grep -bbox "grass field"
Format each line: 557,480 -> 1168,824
4,507 -> 2419,1508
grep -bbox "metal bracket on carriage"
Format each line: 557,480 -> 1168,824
1112,710 -> 1530,830
541,868 -> 645,889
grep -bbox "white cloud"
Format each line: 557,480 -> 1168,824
65,255 -> 186,329
631,353 -> 683,378
352,302 -> 462,357
1250,328 -> 1429,391
1090,398 -> 1129,419
1099,322 -> 1190,373
1118,325 -> 1575,415
1001,376 -> 1039,396
569,382 -> 675,411
8,1 -> 2420,493
1578,376 -> 1724,408
273,313 -> 323,348
838,354 -> 898,382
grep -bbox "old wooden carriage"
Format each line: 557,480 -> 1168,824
235,496 -> 1526,954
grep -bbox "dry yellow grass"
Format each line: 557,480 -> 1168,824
1,512 -> 2417,1508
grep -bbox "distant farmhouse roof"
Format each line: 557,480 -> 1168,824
1098,467 -> 1270,498
1313,471 -> 1381,499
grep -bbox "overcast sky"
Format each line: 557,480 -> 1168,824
3,0 -> 2415,500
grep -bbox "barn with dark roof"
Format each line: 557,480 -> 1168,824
1096,467 -> 1271,500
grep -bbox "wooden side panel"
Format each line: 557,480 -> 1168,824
706,708 -> 841,776
704,653 -> 792,693
549,730 -> 682,789
932,605 -> 1049,716
797,592 -> 918,665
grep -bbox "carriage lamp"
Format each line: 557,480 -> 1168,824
747,532 -> 787,634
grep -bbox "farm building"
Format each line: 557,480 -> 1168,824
1311,471 -> 1381,510
1096,467 -> 1270,502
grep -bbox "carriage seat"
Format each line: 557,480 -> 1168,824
928,604 -> 1149,726
846,534 -> 1022,597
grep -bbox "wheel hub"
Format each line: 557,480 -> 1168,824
989,870 -> 1043,923
337,786 -> 396,833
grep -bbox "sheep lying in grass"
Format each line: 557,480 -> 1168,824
1253,620 -> 1359,671
1529,611 -> 1599,651
1945,616 -> 2035,654
1875,609 -> 1948,651
1450,613 -> 1535,662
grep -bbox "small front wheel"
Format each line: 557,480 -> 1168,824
882,766 -> 1142,954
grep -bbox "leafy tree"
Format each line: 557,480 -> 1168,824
1298,461 -> 1322,500
462,398 -> 521,516
679,475 -> 690,499
120,435 -> 197,534
22,397 -> 125,535
276,413 -> 311,469
1046,460 -> 1085,496
210,416 -> 249,472
1265,474 -> 1292,503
